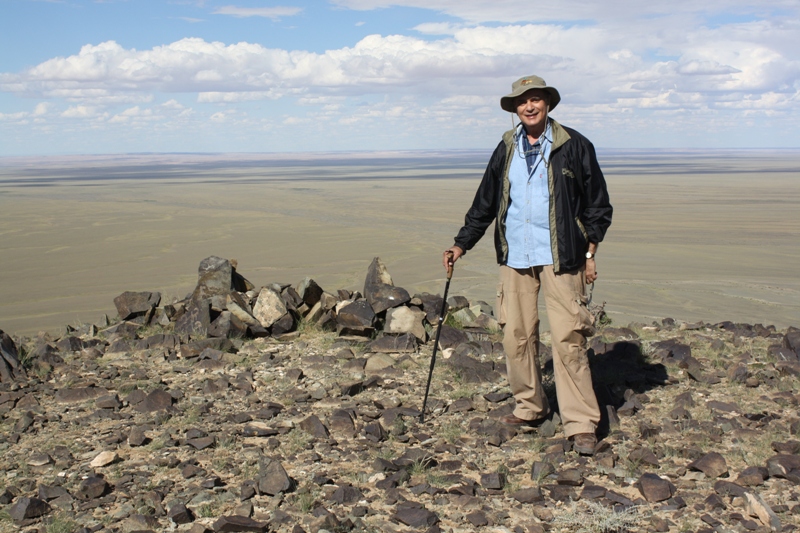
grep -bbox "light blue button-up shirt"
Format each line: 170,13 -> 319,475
505,121 -> 554,268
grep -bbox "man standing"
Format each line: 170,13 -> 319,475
443,75 -> 612,455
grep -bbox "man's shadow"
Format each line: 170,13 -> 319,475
541,336 -> 669,439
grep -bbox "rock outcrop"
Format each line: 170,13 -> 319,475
0,256 -> 798,533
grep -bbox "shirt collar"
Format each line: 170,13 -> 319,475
516,119 -> 552,146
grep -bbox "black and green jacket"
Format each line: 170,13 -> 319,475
453,119 -> 613,273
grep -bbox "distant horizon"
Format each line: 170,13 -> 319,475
3,146 -> 800,162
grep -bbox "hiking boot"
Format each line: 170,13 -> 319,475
571,433 -> 597,455
500,413 -> 548,427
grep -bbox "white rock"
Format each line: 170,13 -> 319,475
385,306 -> 427,342
252,288 -> 287,328
90,451 -> 119,468
745,491 -> 781,531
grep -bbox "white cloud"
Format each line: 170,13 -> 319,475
161,99 -> 185,109
198,91 -> 282,102
212,6 -> 303,19
2,0 -> 799,152
33,102 -> 50,115
61,105 -> 96,118
0,111 -> 28,121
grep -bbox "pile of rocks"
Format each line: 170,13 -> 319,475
1,257 -> 799,533
109,255 -> 497,347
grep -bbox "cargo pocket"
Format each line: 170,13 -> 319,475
576,293 -> 596,338
496,282 -> 506,326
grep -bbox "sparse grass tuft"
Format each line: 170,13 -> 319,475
552,501 -> 644,533
196,502 -> 218,518
44,514 -> 79,533
440,420 -> 464,444
408,457 -> 431,476
218,434 -> 237,449
284,429 -> 313,456
376,447 -> 396,461
294,486 -> 321,513
425,471 -> 449,487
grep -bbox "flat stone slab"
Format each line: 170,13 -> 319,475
55,387 -> 109,404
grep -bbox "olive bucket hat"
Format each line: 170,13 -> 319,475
500,75 -> 561,113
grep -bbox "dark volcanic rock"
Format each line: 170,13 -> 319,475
436,326 -> 469,349
56,336 -> 84,353
713,480 -> 747,498
8,497 -> 50,521
415,292 -> 445,323
0,330 -> 23,382
330,484 -> 363,504
393,503 -> 439,528
208,311 -> 249,339
363,257 -> 410,313
737,466 -> 768,486
135,388 -> 174,413
258,459 -> 292,495
784,327 -> 800,354
337,300 -> 376,329
511,487 -> 543,503
168,504 -> 193,524
299,415 -> 329,439
193,256 -> 234,302
480,472 -> 506,490
635,473 -> 675,502
77,476 -> 109,500
212,515 -> 268,532
766,454 -> 800,481
688,452 -> 728,479
113,291 -> 161,322
175,300 -> 212,338
328,410 -> 356,437
445,353 -> 500,383
466,511 -> 489,527
297,277 -> 324,308
367,333 -> 417,353
55,387 -> 108,404
650,339 -> 691,362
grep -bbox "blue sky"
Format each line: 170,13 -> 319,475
1,0 -> 799,155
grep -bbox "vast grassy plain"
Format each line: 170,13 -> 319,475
1,150 -> 798,336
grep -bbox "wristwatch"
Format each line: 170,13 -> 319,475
585,251 -> 595,260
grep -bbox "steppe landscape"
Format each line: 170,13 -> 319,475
1,150 -> 799,336
0,152 -> 799,533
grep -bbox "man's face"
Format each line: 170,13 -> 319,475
515,89 -> 549,132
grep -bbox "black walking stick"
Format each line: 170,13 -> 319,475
420,255 -> 454,423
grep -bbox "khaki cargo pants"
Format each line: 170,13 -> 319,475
497,264 -> 600,437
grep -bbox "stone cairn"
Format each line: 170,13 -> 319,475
94,255 -> 499,358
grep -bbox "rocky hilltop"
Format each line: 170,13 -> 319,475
1,256 -> 799,533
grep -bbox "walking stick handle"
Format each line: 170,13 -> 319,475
445,251 -> 454,280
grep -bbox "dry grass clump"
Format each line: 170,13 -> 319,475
551,500 -> 645,533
